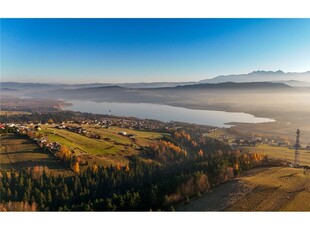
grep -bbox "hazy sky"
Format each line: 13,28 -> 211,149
1,18 -> 310,83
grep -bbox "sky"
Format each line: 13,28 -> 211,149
1,18 -> 310,83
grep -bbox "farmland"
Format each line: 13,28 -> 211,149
0,133 -> 70,175
241,144 -> 310,166
38,124 -> 163,167
177,167 -> 310,211
227,167 -> 310,211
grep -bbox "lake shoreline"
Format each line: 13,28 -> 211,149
62,99 -> 274,128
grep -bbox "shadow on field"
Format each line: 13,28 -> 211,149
2,159 -> 67,170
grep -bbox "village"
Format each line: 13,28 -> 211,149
0,116 -> 177,158
207,128 -> 310,150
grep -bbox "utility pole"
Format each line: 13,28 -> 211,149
294,129 -> 301,167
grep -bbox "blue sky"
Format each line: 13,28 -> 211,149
1,19 -> 310,83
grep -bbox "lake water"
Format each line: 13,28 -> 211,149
65,100 -> 275,128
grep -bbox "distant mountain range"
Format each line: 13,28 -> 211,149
199,70 -> 310,86
172,81 -> 292,90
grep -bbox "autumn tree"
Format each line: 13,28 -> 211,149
47,119 -> 54,124
116,163 -> 121,171
72,162 -> 80,174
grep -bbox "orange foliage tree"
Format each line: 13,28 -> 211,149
149,140 -> 188,163
72,162 -> 80,174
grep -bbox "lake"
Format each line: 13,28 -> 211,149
65,100 -> 275,128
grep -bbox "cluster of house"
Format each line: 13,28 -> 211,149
1,123 -> 17,128
230,136 -> 310,149
45,142 -> 61,152
55,124 -> 101,139
0,122 -> 42,134
208,127 -> 218,132
260,138 -> 291,147
56,122 -> 138,139
232,137 -> 263,147
0,123 -> 6,130
117,131 -> 137,138
34,137 -> 61,152
68,117 -> 167,131
216,134 -> 289,147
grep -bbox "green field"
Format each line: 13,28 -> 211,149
0,133 -> 71,175
84,125 -> 163,147
241,144 -> 310,166
40,127 -> 122,155
39,124 -> 163,166
40,125 -> 162,154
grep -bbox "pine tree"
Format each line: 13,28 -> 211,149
7,188 -> 12,199
47,190 -> 52,204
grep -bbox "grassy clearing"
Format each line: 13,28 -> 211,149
84,125 -> 162,146
40,127 -> 122,155
226,167 -> 310,211
241,144 -> 310,166
0,133 -> 71,175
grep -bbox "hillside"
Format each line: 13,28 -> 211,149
38,124 -> 163,167
177,167 -> 310,211
227,167 -> 310,211
0,133 -> 71,175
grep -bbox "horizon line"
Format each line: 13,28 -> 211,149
1,69 -> 310,85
